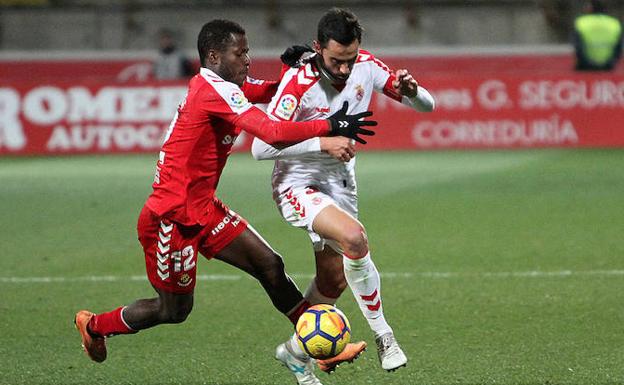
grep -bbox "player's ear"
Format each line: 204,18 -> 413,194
312,40 -> 321,55
207,49 -> 220,66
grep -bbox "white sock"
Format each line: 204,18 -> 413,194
343,253 -> 393,338
287,332 -> 309,359
304,278 -> 338,306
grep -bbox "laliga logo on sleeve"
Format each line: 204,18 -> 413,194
229,90 -> 248,109
275,94 -> 298,120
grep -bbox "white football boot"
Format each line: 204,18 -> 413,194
275,342 -> 323,385
375,332 -> 408,371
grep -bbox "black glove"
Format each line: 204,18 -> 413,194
327,101 -> 377,144
280,44 -> 314,67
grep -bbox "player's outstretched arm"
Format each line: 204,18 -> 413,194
251,137 -> 321,160
237,101 -> 376,146
252,136 -> 356,162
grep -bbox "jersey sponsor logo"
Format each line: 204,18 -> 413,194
315,106 -> 330,113
275,94 -> 298,120
245,77 -> 264,85
229,90 -> 249,109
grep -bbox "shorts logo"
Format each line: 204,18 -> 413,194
229,90 -> 248,109
156,221 -> 174,281
285,187 -> 306,219
305,187 -> 322,206
178,273 -> 193,287
155,220 -> 196,286
274,94 -> 298,120
211,210 -> 241,236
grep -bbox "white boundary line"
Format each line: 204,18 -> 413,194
2,270 -> 623,284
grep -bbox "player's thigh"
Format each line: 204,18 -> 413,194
197,197 -> 248,259
213,225 -> 282,276
312,204 -> 364,243
275,186 -> 334,232
153,286 -> 194,316
137,205 -> 201,294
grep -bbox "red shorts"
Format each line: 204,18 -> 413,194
137,198 -> 248,294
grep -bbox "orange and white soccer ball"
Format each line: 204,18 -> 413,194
296,304 -> 351,359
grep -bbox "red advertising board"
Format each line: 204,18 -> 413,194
1,55 -> 623,155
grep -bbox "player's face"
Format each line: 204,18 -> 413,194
315,38 -> 359,84
215,33 -> 250,86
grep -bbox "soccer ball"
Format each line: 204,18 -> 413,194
296,304 -> 351,359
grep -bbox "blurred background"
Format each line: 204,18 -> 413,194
0,0 -> 620,50
2,0 -> 624,155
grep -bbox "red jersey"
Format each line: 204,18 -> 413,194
145,67 -> 331,225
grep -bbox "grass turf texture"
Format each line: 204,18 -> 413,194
1,149 -> 622,385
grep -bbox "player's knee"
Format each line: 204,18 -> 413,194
159,299 -> 193,324
256,252 -> 287,287
341,225 -> 368,258
166,305 -> 192,323
318,274 -> 347,298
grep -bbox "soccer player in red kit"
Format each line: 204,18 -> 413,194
73,19 -> 376,366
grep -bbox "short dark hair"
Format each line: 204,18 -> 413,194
197,19 -> 245,66
317,8 -> 363,48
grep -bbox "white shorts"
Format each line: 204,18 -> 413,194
274,184 -> 358,252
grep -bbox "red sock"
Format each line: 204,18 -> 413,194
89,306 -> 137,337
287,299 -> 311,326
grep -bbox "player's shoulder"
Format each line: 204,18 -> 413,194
196,68 -> 241,93
356,49 -> 377,63
282,61 -> 321,92
192,68 -> 250,111
355,49 -> 391,72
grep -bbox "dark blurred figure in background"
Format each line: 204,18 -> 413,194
153,28 -> 194,80
574,0 -> 622,71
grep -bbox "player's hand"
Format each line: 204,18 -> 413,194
392,69 -> 418,98
327,101 -> 376,144
320,137 -> 356,162
280,44 -> 314,67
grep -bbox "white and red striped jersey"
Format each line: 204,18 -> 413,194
146,67 -> 330,226
252,50 -> 434,192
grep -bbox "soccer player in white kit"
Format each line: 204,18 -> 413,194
252,8 -> 435,384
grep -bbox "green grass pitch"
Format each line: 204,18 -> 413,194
1,149 -> 623,385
